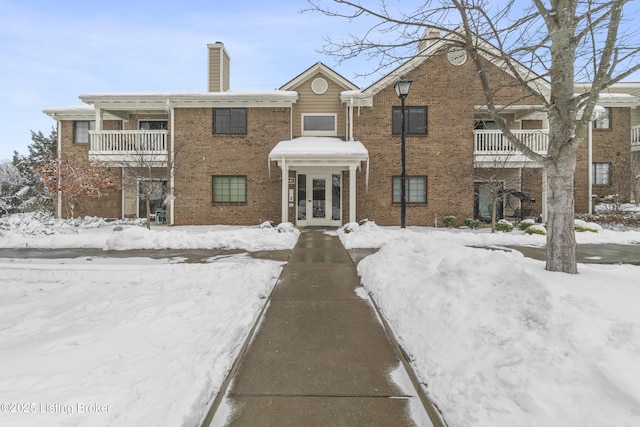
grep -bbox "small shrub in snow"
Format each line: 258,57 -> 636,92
525,224 -> 547,235
496,219 -> 514,232
574,219 -> 602,233
275,222 -> 296,233
443,215 -> 456,228
519,218 -> 536,230
342,222 -> 360,234
358,218 -> 370,226
464,218 -> 480,229
258,221 -> 273,229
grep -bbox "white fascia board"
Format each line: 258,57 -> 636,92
43,105 -> 119,121
280,62 -> 359,91
79,91 -> 299,109
340,90 -> 373,107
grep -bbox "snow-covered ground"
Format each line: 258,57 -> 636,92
0,214 -> 298,427
340,220 -> 640,427
1,211 -> 639,426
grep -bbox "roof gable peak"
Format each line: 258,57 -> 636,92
280,62 -> 359,91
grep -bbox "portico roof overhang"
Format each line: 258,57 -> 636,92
269,137 -> 369,174
268,137 -> 369,224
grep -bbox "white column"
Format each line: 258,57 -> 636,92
56,120 -> 62,218
349,165 -> 357,223
95,107 -> 103,131
542,170 -> 548,222
281,158 -> 288,224
169,104 -> 176,225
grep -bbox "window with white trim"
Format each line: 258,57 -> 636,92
392,176 -> 427,203
593,107 -> 611,129
592,162 -> 611,185
302,114 -> 337,136
74,120 -> 95,143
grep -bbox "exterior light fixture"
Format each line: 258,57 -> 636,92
394,78 -> 412,228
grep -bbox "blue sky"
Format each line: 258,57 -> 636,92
0,0 -> 386,160
1,0 -> 639,161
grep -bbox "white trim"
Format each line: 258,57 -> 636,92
301,113 -> 338,136
280,62 -> 359,92
281,158 -> 288,224
169,103 -> 175,225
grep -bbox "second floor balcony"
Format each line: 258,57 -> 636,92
474,129 -> 549,167
88,130 -> 168,166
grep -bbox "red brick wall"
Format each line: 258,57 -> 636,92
172,107 -> 291,225
575,107 -> 632,212
352,52 -> 540,226
57,120 -> 122,219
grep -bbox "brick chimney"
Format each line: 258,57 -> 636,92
208,42 -> 230,92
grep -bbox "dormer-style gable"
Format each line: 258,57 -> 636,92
281,62 -> 359,139
280,62 -> 359,92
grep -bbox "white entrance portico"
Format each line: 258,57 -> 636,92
269,137 -> 369,226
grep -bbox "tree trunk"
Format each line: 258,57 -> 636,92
544,161 -> 578,273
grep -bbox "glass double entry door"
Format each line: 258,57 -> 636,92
297,172 -> 341,226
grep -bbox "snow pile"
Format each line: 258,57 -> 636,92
1,258 -> 283,427
342,222 -> 640,426
0,213 -> 300,251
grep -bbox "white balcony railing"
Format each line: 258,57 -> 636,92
89,130 -> 167,152
474,129 -> 549,154
632,126 -> 640,151
88,130 -> 168,166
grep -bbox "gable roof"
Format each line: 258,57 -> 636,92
279,62 -> 360,92
363,28 -> 551,99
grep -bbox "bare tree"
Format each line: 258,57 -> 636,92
37,158 -> 120,218
307,0 -> 640,273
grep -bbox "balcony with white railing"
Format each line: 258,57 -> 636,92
474,129 -> 549,167
88,130 -> 168,166
632,125 -> 640,152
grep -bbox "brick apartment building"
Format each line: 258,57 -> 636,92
44,39 -> 640,227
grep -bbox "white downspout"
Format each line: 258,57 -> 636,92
121,168 -> 125,219
349,97 -> 354,141
56,118 -> 62,218
588,120 -> 593,214
281,157 -> 288,223
349,164 -> 357,222
542,171 -> 548,222
169,102 -> 176,225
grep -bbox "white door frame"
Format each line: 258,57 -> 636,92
296,170 -> 342,227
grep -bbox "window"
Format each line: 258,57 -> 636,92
474,120 -> 498,130
302,114 -> 337,136
392,107 -> 427,134
213,176 -> 247,203
139,120 -> 168,130
592,163 -> 611,185
593,107 -> 611,129
214,109 -> 247,134
74,120 -> 95,143
392,176 -> 427,203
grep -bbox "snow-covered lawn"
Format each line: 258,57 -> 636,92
0,214 -> 298,427
1,212 -> 639,426
340,221 -> 640,427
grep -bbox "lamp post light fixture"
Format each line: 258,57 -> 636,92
395,77 -> 412,228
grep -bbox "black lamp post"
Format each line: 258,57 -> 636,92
395,78 -> 412,228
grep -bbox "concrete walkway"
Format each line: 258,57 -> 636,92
206,230 -> 438,427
